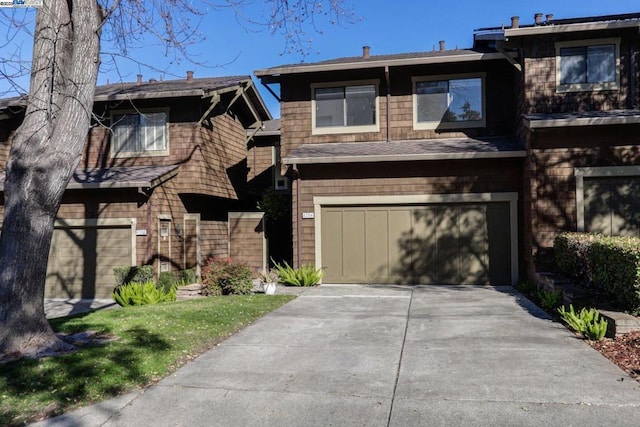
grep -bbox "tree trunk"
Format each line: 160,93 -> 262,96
0,0 -> 103,359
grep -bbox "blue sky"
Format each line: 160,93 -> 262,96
2,1 -> 639,117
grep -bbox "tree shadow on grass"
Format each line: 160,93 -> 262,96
0,326 -> 170,426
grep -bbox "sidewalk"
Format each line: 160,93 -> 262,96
33,284 -> 640,426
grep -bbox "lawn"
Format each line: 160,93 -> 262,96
0,295 -> 295,426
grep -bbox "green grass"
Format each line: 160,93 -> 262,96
0,295 -> 295,426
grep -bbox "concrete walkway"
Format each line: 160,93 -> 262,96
33,285 -> 640,426
45,299 -> 118,319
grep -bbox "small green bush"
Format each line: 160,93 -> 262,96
273,261 -> 323,287
201,257 -> 253,295
558,304 -> 608,341
113,265 -> 154,287
178,269 -> 196,285
517,281 -> 536,296
554,233 -> 599,286
537,288 -> 563,310
113,281 -> 177,307
157,271 -> 178,293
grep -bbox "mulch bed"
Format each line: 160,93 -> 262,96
592,331 -> 640,380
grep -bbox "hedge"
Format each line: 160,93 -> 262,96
555,232 -> 640,312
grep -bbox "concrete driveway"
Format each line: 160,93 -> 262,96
33,285 -> 640,426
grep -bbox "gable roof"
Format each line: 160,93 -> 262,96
255,48 -> 507,79
0,75 -> 272,121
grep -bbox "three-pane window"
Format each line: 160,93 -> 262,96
112,112 -> 167,154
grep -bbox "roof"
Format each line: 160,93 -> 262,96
475,12 -> 640,40
0,165 -> 178,191
247,119 -> 281,137
283,137 -> 525,165
0,75 -> 272,121
523,110 -> 640,129
255,48 -> 508,78
94,75 -> 249,101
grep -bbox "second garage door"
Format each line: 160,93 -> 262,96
321,203 -> 511,285
46,220 -> 135,298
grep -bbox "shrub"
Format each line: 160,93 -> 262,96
558,304 -> 608,342
177,269 -> 196,285
554,233 -> 640,312
157,271 -> 178,293
201,257 -> 253,295
536,288 -> 563,310
113,281 -> 177,307
273,261 -> 323,287
590,236 -> 640,312
554,232 -> 599,286
113,265 -> 154,287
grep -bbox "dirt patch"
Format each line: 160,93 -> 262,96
592,331 -> 640,381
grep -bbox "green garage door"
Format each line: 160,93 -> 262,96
584,177 -> 640,237
321,203 -> 511,284
46,224 -> 133,298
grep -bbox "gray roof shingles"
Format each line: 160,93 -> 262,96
284,136 -> 525,164
0,165 -> 178,191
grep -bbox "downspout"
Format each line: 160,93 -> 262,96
385,65 -> 391,142
292,163 -> 302,267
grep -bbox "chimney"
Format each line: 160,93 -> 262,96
149,78 -> 157,83
439,40 -> 445,52
534,13 -> 543,25
186,70 -> 194,81
511,16 -> 520,29
546,14 -> 554,24
136,74 -> 143,85
362,45 -> 370,59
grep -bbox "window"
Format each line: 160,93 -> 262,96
413,74 -> 485,130
112,110 -> 168,156
556,38 -> 620,92
312,81 -> 379,134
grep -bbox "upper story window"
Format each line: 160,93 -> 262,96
413,74 -> 485,130
311,80 -> 379,135
556,38 -> 620,92
111,110 -> 169,157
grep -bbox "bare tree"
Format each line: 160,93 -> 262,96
0,0 -> 354,360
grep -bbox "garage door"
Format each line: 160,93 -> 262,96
321,203 -> 511,284
583,177 -> 640,237
46,222 -> 134,298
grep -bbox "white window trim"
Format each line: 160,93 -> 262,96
313,192 -> 519,286
311,80 -> 380,135
412,73 -> 486,131
575,165 -> 640,231
110,108 -> 170,158
555,38 -> 621,93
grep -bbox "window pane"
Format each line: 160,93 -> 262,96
315,87 -> 344,127
346,85 -> 376,126
560,47 -> 587,84
113,114 -> 139,152
141,112 -> 167,151
448,78 -> 483,122
587,44 -> 615,83
416,81 -> 449,122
